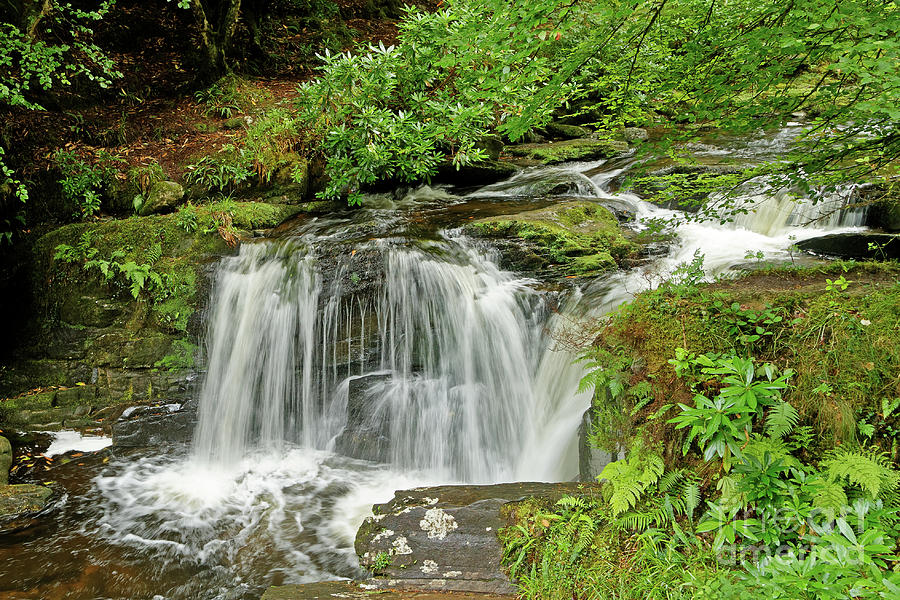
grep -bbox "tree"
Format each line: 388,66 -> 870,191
0,0 -> 120,239
171,0 -> 242,81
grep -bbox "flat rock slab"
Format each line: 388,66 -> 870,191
0,483 -> 54,533
355,482 -> 597,594
261,580 -> 513,600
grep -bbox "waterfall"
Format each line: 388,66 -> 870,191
191,238 -> 590,483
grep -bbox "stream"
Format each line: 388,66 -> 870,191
0,126 -> 869,599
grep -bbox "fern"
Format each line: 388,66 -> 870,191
765,400 -> 800,439
145,242 -> 162,265
813,479 -> 849,516
599,449 -> 664,516
821,448 -> 900,500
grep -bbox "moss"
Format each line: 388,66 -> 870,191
592,262 -> 900,459
506,139 -> 628,164
468,201 -> 636,276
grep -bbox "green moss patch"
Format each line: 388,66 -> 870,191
467,201 -> 636,276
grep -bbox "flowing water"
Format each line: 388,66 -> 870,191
0,127 -> 870,599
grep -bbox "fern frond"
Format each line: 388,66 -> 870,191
821,448 -> 899,500
813,479 -> 849,517
765,400 -> 800,439
146,242 -> 162,265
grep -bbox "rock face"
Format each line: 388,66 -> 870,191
0,437 -> 11,485
139,181 -> 185,216
355,482 -> 596,594
333,373 -> 392,462
797,233 -> 900,260
623,127 -> 649,142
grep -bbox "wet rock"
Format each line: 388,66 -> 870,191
578,409 -> 623,482
476,136 -> 504,161
434,160 -> 520,188
138,181 -> 184,216
623,127 -> 649,142
859,184 -> 900,232
796,233 -> 900,260
0,484 -> 54,533
506,139 -> 628,165
545,122 -> 592,140
261,580 -> 513,600
0,436 -> 11,485
334,373 -> 392,462
112,402 -> 196,447
356,482 -> 597,594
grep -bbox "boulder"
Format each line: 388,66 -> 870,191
0,483 -> 54,533
506,139 -> 628,165
112,402 -> 196,447
355,482 -> 597,594
545,122 -> 592,140
623,127 -> 649,142
796,233 -> 900,260
0,437 -> 11,485
139,181 -> 185,216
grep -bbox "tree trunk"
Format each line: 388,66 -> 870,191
190,0 -> 242,81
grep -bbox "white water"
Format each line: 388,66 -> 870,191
86,127 -> 871,599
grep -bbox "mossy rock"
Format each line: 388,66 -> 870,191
506,139 -> 628,165
466,201 -> 636,276
0,484 -> 53,522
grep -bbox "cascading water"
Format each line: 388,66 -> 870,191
192,236 -> 588,483
1,126 -> 877,600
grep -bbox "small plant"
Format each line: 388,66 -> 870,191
371,551 -> 392,573
667,353 -> 793,468
184,147 -> 253,194
176,203 -> 199,233
55,150 -> 104,218
194,74 -> 242,118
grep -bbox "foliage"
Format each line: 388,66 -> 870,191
183,146 -> 253,194
668,354 -> 793,467
599,438 -> 665,516
296,1 -> 576,201
53,232 -> 172,299
54,151 -> 106,218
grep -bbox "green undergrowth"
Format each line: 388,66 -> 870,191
468,201 -> 636,276
501,261 -> 900,599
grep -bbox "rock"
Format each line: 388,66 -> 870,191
138,181 -> 184,216
261,581 -> 513,600
59,293 -> 127,328
0,437 -> 11,485
334,373 -> 392,462
506,139 -> 629,165
476,136 -> 504,161
223,116 -> 248,130
0,484 -> 54,533
434,160 -> 520,188
578,409 -> 623,482
859,184 -> 900,232
623,127 -> 649,142
265,153 -> 310,202
796,233 -> 900,260
545,122 -> 592,140
355,482 -> 597,594
112,402 -> 196,447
